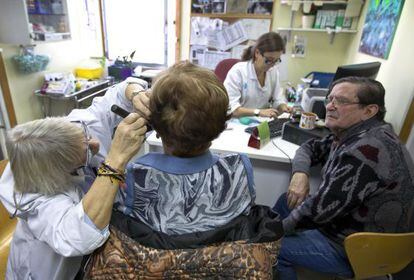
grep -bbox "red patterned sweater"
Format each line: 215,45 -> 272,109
284,118 -> 414,245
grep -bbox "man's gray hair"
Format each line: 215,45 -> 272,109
328,76 -> 386,120
6,117 -> 85,195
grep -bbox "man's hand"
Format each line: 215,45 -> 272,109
106,113 -> 146,170
287,172 -> 310,209
132,91 -> 151,120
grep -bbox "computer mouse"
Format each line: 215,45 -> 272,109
239,117 -> 260,125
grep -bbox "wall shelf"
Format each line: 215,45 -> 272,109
281,0 -> 349,5
278,27 -> 357,33
279,0 -> 364,44
190,13 -> 272,20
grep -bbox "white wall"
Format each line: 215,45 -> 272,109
344,1 -> 414,133
0,0 -> 102,124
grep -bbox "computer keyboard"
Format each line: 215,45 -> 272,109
245,118 -> 290,138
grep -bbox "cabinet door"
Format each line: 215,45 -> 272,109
0,0 -> 31,44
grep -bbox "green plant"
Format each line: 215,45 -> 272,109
114,50 -> 136,67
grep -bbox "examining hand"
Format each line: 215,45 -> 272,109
132,91 -> 151,120
277,104 -> 292,113
259,108 -> 279,118
287,172 -> 310,209
106,113 -> 147,170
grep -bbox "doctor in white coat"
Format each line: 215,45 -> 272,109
0,77 -> 148,279
224,32 -> 291,118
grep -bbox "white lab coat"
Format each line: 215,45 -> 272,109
0,77 -> 147,280
224,60 -> 286,113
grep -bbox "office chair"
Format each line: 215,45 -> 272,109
214,58 -> 240,83
0,160 -> 16,279
344,232 -> 414,280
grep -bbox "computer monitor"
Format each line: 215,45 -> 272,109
332,62 -> 381,82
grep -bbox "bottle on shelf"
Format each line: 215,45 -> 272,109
51,0 -> 64,14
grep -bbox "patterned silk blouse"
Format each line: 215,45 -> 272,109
117,151 -> 256,235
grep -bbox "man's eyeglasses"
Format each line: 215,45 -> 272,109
324,95 -> 361,107
260,52 -> 282,66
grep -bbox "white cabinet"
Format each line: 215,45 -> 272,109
0,0 -> 71,45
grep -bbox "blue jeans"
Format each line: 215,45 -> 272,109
273,193 -> 354,280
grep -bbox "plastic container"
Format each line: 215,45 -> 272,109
13,46 -> 49,74
75,59 -> 103,79
75,67 -> 103,79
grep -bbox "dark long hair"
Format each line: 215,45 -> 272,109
241,32 -> 285,61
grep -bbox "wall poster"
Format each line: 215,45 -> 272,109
359,0 -> 405,59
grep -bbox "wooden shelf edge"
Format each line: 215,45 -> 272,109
277,27 -> 357,33
280,0 -> 348,5
191,13 -> 272,19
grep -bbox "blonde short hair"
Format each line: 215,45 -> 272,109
149,61 -> 230,156
6,117 -> 84,195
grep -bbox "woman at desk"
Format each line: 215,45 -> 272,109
224,32 -> 290,118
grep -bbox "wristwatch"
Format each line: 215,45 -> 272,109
125,77 -> 148,89
254,109 -> 260,116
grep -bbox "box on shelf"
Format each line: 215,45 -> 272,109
33,32 -> 71,41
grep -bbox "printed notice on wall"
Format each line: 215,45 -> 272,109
292,35 -> 307,58
215,21 -> 248,51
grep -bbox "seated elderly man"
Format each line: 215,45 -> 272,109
273,77 -> 414,280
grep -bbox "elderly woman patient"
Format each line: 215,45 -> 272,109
88,62 -> 283,279
120,61 -> 254,234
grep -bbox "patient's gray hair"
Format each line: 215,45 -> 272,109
6,117 -> 84,195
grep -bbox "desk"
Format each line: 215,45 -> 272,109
145,119 -> 322,207
35,79 -> 112,117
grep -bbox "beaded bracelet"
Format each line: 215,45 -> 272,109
102,161 -> 124,175
97,162 -> 125,185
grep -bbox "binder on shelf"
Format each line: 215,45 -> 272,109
336,9 -> 345,28
314,10 -> 322,29
343,17 -> 353,29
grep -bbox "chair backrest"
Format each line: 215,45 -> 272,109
344,232 -> 414,279
0,160 -> 16,279
214,58 -> 240,83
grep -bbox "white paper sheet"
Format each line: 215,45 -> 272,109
240,19 -> 271,40
189,45 -> 207,65
203,50 -> 231,70
215,21 -> 248,51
